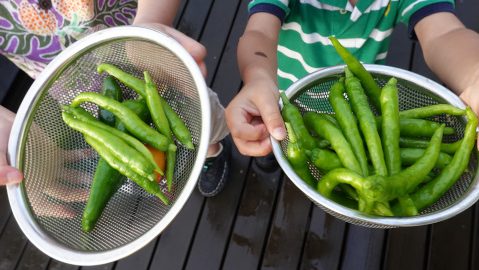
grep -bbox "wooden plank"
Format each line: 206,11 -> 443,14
455,0 -> 479,32
382,226 -> 429,270
148,191 -> 205,270
260,177 -> 313,270
184,145 -> 253,270
47,260 -> 78,270
114,238 -> 157,270
339,225 -> 386,270
210,0 -> 249,105
299,207 -> 346,270
81,262 -> 114,270
177,0 -> 214,39
15,243 -> 51,270
220,162 -> 282,270
0,217 -> 28,270
426,208 -> 473,270
200,0 -> 242,85
385,24 -> 414,70
0,188 -> 11,235
470,204 -> 479,270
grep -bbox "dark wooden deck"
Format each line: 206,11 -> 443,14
1,1 -> 479,269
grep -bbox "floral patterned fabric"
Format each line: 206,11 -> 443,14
0,0 -> 137,78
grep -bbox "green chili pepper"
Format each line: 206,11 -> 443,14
399,104 -> 465,118
280,92 -> 317,150
285,122 -> 316,187
97,63 -> 146,97
410,107 -> 478,211
62,111 -> 157,181
400,148 -> 452,169
161,96 -> 195,149
144,71 -> 172,141
304,111 -> 362,174
115,99 -> 151,132
305,148 -> 342,172
376,117 -> 455,137
380,125 -> 444,198
99,76 -> 123,126
166,143 -> 177,192
329,77 -> 368,176
344,67 -> 387,176
399,137 -> 462,155
318,125 -> 444,215
380,77 -> 401,175
97,63 -> 194,149
82,79 -> 124,233
395,197 -> 418,216
83,134 -> 169,205
82,158 -> 124,232
70,92 -> 170,152
329,36 -> 382,110
64,106 -> 163,175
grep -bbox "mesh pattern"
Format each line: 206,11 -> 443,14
21,38 -> 204,251
279,72 -> 478,228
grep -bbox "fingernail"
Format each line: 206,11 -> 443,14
6,171 -> 22,184
272,127 -> 286,140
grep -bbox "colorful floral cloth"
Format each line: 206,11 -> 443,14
0,0 -> 137,78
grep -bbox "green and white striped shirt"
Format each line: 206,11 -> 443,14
248,0 -> 454,90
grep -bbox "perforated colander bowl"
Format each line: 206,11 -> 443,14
7,26 -> 210,265
271,64 -> 479,229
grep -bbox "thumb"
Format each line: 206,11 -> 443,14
258,98 -> 286,141
0,161 -> 23,185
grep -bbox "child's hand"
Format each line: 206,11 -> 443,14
459,86 -> 479,149
132,22 -> 207,77
225,79 -> 286,156
1,106 -> 92,217
0,106 -> 22,185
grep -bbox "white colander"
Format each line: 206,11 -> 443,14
272,64 -> 479,228
7,26 -> 210,265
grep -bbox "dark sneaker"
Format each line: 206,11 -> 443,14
198,139 -> 231,197
254,152 -> 278,172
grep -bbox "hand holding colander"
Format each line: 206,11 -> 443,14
271,64 -> 479,228
7,26 -> 211,265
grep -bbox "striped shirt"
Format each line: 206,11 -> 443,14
248,0 -> 454,91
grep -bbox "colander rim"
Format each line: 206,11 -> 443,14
271,64 -> 479,227
6,26 -> 211,265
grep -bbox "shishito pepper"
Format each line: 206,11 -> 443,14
318,125 -> 444,215
329,36 -> 382,111
280,91 -> 317,150
97,63 -> 194,149
285,122 -> 316,187
99,76 -> 123,126
70,92 -> 170,152
82,79 -> 124,233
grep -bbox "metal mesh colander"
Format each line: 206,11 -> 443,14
7,26 -> 210,265
271,64 -> 479,228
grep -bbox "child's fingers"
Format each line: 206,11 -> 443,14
257,97 -> 286,141
0,165 -> 23,185
232,136 -> 272,157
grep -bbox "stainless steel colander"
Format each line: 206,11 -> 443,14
272,64 -> 479,228
7,26 -> 210,265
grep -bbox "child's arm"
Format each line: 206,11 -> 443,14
133,0 -> 207,76
415,12 -> 479,121
225,13 -> 286,156
133,0 -> 180,26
